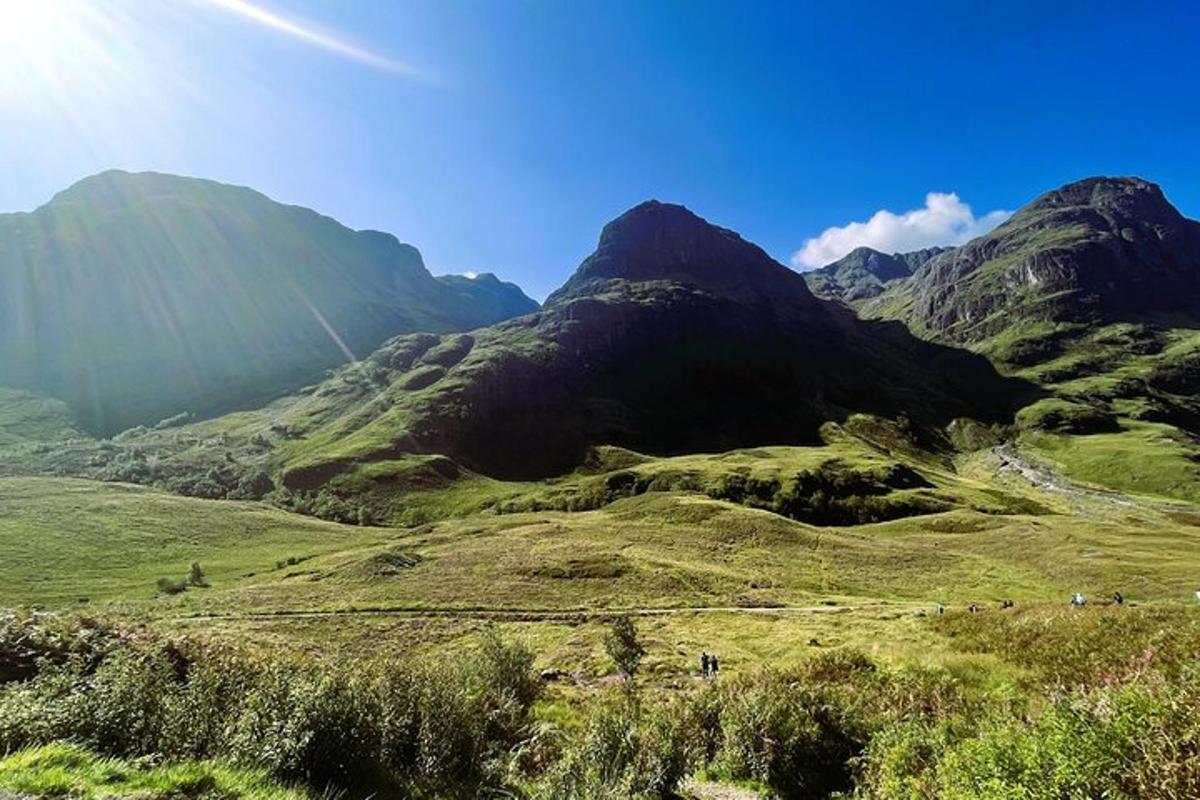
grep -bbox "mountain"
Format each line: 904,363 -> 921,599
436,272 -> 539,324
804,246 -> 947,302
848,176 -> 1200,441
0,171 -> 538,433
873,177 -> 1200,342
269,200 -> 1033,485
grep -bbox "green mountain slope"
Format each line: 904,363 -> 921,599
0,171 -> 537,434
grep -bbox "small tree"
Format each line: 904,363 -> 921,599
188,562 -> 208,587
604,615 -> 646,679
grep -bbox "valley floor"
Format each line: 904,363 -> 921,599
0,431 -> 1198,799
2,430 -> 1197,685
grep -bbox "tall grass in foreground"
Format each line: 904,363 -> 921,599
0,611 -> 1198,798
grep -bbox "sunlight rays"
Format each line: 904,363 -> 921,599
198,0 -> 426,78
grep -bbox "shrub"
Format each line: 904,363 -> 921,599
605,615 -> 646,679
156,577 -> 188,595
716,673 -> 859,798
0,627 -> 543,798
538,692 -> 690,800
931,673 -> 1200,800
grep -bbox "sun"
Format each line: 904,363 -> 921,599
0,0 -> 68,55
0,0 -> 139,100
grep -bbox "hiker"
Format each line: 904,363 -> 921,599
1113,591 -> 1124,606
1001,599 -> 1014,609
1071,592 -> 1086,606
700,652 -> 710,678
936,603 -> 945,615
710,654 -> 720,677
968,603 -> 980,614
1195,588 -> 1200,606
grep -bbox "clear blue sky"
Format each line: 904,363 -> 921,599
1,0 -> 1198,299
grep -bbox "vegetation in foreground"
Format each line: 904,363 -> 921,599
0,744 -> 307,800
0,610 -> 1198,799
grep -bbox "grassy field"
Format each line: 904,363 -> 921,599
1024,422 -> 1200,503
2,427 -> 1197,690
0,477 -> 383,607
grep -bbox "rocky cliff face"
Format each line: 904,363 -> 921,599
903,177 -> 1200,341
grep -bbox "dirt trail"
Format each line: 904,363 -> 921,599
682,778 -> 764,800
176,603 -> 901,625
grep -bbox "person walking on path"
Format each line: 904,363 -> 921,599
700,652 -> 710,678
710,654 -> 720,677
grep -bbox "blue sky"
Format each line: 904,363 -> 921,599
1,0 -> 1198,299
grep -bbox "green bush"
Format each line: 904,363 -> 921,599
155,577 -> 188,595
930,672 -> 1200,800
538,693 -> 691,800
716,673 -> 860,798
3,617 -> 1198,800
0,629 -> 542,798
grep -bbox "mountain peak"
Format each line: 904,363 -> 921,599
585,200 -> 753,278
1018,176 -> 1182,225
896,175 -> 1200,342
48,170 -> 262,210
548,200 -> 816,308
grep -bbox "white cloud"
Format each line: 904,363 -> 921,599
791,193 -> 1011,270
461,271 -> 479,279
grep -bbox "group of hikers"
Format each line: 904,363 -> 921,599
1070,591 -> 1126,606
699,651 -> 720,678
935,590 -> 1136,615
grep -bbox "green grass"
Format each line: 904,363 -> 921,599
0,744 -> 306,800
1024,421 -> 1200,503
0,477 -> 383,607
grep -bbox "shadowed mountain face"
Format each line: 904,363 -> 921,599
898,177 -> 1200,341
549,200 -> 821,314
278,201 -> 1035,484
0,171 -> 537,433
